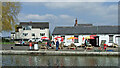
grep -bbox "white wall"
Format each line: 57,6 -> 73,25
114,34 -> 120,46
52,35 -> 90,46
16,28 -> 49,39
52,34 -> 120,46
98,34 -> 109,45
11,34 -> 15,39
98,34 -> 120,46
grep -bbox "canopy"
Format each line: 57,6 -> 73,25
82,37 -> 84,42
85,36 -> 95,39
90,35 -> 97,37
41,37 -> 49,40
67,37 -> 78,40
54,37 -> 64,42
67,37 -> 78,42
54,37 -> 63,40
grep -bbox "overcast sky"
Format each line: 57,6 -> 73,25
2,1 -> 119,37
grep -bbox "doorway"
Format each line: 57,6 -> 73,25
89,36 -> 99,47
115,36 -> 120,46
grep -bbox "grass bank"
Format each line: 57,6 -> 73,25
0,42 -> 46,45
0,42 -> 15,44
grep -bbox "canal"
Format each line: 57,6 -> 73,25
2,55 -> 119,66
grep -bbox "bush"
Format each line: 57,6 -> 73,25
2,38 -> 10,42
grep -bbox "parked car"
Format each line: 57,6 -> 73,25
112,43 -> 118,48
15,41 -> 28,46
36,38 -> 42,42
28,38 -> 42,42
28,38 -> 35,42
107,43 -> 113,47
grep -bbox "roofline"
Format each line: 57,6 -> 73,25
55,25 -> 119,28
20,22 -> 49,23
52,33 -> 120,35
55,26 -> 74,28
11,32 -> 15,34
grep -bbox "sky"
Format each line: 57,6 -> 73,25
2,1 -> 119,37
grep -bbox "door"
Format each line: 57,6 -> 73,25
95,36 -> 99,47
89,36 -> 99,47
115,36 -> 120,46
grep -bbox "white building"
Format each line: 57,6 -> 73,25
11,32 -> 15,40
52,19 -> 120,47
11,22 -> 49,40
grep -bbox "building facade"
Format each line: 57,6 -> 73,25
11,22 -> 49,40
11,32 -> 15,40
52,19 -> 120,46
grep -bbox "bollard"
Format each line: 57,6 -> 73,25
11,46 -> 13,50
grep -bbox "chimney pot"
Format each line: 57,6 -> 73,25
74,18 -> 78,26
30,21 -> 32,23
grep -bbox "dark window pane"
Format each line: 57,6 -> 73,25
74,36 -> 79,43
22,26 -> 32,30
109,35 -> 113,43
40,28 -> 45,30
32,33 -> 35,36
23,33 -> 28,36
40,33 -> 45,36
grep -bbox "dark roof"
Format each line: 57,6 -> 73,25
18,22 -> 49,28
52,25 -> 120,35
78,24 -> 93,26
11,32 -> 15,34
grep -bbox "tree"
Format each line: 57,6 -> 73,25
2,2 -> 21,32
15,24 -> 19,32
0,2 -> 2,32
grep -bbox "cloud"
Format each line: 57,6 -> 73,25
18,2 -> 118,33
45,2 -> 117,24
2,0 -> 119,2
25,14 -> 57,21
18,13 -> 74,32
19,13 -> 73,22
19,13 -> 55,21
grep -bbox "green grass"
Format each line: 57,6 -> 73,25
0,42 -> 15,44
0,41 -> 46,45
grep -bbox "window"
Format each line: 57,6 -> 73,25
109,35 -> 113,43
26,26 -> 32,30
23,33 -> 28,36
40,28 -> 45,30
74,36 -> 79,43
40,33 -> 45,36
32,33 -> 35,36
61,36 -> 65,43
22,26 -> 32,30
23,27 -> 25,30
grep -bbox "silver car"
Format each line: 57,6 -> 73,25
28,38 -> 42,42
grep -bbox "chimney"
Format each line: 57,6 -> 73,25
30,21 -> 32,23
74,18 -> 78,26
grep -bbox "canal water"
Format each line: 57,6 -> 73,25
2,55 -> 119,66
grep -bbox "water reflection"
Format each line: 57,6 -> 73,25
2,55 -> 118,66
